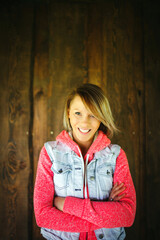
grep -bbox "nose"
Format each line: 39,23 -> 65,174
80,115 -> 90,124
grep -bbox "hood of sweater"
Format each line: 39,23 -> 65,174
56,130 -> 111,162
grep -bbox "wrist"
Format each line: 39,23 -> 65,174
54,196 -> 65,211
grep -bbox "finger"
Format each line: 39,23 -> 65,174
114,193 -> 126,201
112,182 -> 118,190
114,194 -> 125,201
114,182 -> 118,187
116,186 -> 126,193
114,183 -> 124,191
111,183 -> 124,193
111,186 -> 126,199
109,183 -> 125,200
111,186 -> 125,198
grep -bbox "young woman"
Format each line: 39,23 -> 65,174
34,83 -> 136,240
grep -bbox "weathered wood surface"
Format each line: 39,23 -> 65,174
143,2 -> 160,239
0,0 -> 159,240
0,2 -> 34,240
101,2 -> 145,239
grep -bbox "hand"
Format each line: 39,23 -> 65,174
108,182 -> 126,201
54,196 -> 66,211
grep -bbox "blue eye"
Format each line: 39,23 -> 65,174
75,112 -> 81,116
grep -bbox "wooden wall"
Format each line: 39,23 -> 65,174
0,0 -> 160,239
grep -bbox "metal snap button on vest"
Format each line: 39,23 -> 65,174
99,234 -> 104,239
90,176 -> 95,181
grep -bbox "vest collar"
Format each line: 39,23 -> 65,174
56,130 -> 111,162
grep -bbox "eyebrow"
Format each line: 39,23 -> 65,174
72,108 -> 81,111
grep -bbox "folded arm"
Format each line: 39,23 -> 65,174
34,146 -> 100,232
63,149 -> 136,228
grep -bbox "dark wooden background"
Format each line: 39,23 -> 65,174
0,0 -> 160,239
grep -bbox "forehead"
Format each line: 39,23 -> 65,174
70,95 -> 89,110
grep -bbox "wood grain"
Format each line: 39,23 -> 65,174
0,1 -> 159,240
86,3 -> 103,86
143,1 -> 160,239
32,1 -> 49,239
0,2 -> 33,240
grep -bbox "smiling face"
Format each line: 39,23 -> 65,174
68,95 -> 101,149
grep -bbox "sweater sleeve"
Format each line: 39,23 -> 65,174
34,145 -> 100,232
63,148 -> 136,228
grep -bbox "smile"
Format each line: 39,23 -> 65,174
78,128 -> 91,134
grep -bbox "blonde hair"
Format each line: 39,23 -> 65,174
63,83 -> 119,138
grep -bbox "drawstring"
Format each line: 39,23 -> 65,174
77,146 -> 89,199
84,154 -> 89,199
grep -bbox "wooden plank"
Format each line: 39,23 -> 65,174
102,1 -> 145,239
143,0 -> 160,239
32,1 -> 49,239
47,0 -> 88,137
32,1 -> 88,239
0,2 -> 33,240
86,2 -> 104,86
0,1 -> 158,240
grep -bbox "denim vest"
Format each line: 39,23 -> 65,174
41,141 -> 126,240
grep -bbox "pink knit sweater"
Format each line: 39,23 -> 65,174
34,131 -> 136,240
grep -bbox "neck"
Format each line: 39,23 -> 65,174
70,131 -> 98,157
78,142 -> 92,157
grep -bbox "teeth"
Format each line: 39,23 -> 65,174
79,128 -> 90,133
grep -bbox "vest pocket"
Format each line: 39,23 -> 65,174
108,227 -> 126,240
97,164 -> 113,192
51,162 -> 72,190
95,227 -> 126,240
